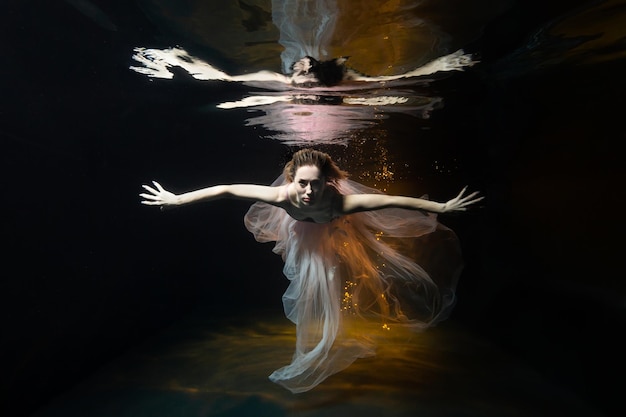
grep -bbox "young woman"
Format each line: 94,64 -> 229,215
140,148 -> 482,393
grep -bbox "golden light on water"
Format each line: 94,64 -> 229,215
30,311 -> 600,417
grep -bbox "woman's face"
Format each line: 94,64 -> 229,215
293,165 -> 325,206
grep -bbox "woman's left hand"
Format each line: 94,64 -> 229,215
442,187 -> 483,212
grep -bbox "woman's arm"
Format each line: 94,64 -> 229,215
140,181 -> 283,209
340,187 -> 483,215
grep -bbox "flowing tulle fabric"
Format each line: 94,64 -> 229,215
271,0 -> 339,74
244,177 -> 463,393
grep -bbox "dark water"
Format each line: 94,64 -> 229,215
2,1 -> 625,416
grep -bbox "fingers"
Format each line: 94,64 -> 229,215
153,181 -> 165,192
142,184 -> 158,195
139,192 -> 160,201
457,196 -> 484,209
459,191 -> 481,202
455,186 -> 468,199
142,181 -> 166,194
447,189 -> 484,211
140,198 -> 167,206
462,196 -> 484,207
140,181 -> 166,206
140,200 -> 161,206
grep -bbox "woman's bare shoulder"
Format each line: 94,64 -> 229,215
275,183 -> 290,204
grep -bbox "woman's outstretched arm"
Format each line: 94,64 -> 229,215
140,181 -> 283,209
340,186 -> 483,215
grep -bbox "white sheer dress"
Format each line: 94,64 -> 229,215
244,177 -> 463,393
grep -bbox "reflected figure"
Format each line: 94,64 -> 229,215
290,55 -> 349,87
223,92 -> 443,145
140,149 -> 482,393
130,46 -> 476,87
130,46 -> 474,143
272,0 -> 340,74
131,0 -> 483,144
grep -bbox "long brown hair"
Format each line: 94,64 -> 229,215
283,149 -> 348,184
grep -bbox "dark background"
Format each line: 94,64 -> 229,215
2,1 -> 624,416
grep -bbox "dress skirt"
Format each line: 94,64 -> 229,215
244,177 -> 463,393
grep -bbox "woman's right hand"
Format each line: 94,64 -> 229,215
140,181 -> 179,208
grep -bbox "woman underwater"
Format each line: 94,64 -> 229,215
140,148 -> 483,393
